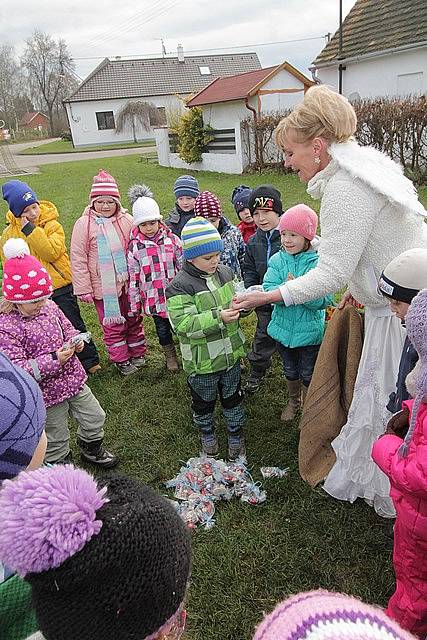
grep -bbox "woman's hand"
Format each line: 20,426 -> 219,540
56,346 -> 75,365
337,291 -> 363,310
232,289 -> 271,311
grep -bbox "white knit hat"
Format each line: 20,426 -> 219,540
128,184 -> 162,226
378,248 -> 427,303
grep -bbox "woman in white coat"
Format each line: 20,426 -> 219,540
234,85 -> 427,517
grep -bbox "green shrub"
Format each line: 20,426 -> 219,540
174,107 -> 213,164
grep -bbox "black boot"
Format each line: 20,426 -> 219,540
77,438 -> 119,468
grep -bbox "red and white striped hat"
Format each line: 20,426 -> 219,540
90,170 -> 120,201
2,239 -> 53,303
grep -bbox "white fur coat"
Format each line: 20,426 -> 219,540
281,141 -> 427,308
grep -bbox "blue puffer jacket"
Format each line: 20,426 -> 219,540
263,247 -> 334,348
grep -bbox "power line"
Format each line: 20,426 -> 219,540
73,34 -> 328,61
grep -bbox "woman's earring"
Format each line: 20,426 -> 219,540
314,156 -> 321,165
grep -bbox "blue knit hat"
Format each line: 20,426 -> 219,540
232,185 -> 252,216
2,180 -> 39,218
0,351 -> 46,481
174,175 -> 200,199
181,217 -> 223,260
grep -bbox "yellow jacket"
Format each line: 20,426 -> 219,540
0,200 -> 72,290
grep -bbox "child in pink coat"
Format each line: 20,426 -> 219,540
70,170 -> 146,375
127,185 -> 182,372
372,288 -> 427,638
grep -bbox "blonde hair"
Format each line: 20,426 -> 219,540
0,298 -> 16,314
275,85 -> 357,148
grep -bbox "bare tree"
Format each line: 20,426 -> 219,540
21,30 -> 75,135
115,101 -> 165,142
0,45 -> 24,130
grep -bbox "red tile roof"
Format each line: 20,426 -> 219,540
187,62 -> 313,107
19,112 -> 49,126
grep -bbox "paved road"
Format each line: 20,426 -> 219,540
7,139 -> 156,174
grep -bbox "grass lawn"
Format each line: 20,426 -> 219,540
18,139 -> 155,155
1,158 -> 426,639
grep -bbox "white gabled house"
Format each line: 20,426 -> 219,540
312,0 -> 427,100
63,50 -> 261,148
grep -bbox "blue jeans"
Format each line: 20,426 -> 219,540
187,362 -> 245,436
153,315 -> 173,346
277,343 -> 320,387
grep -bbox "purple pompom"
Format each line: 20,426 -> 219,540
0,464 -> 108,575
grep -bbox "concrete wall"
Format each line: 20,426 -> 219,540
154,127 -> 244,174
317,48 -> 427,99
66,94 -> 187,148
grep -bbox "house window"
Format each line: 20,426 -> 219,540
149,107 -> 167,126
199,66 -> 211,75
96,111 -> 115,130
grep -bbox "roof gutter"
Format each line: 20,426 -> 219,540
314,39 -> 427,68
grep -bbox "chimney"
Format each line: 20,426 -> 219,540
177,44 -> 184,63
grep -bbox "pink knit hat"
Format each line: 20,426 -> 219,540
2,238 -> 53,303
90,170 -> 120,201
278,204 -> 318,241
253,590 -> 415,640
194,191 -> 222,218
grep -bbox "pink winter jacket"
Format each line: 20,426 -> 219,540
70,206 -> 133,300
372,399 -> 427,539
0,301 -> 86,408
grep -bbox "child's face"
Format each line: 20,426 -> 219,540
239,208 -> 253,224
252,208 -> 280,232
16,299 -> 47,317
206,216 -> 220,229
21,202 -> 40,222
389,298 -> 410,321
27,431 -> 47,471
177,196 -> 196,212
93,198 -> 118,217
281,230 -> 307,254
139,220 -> 160,237
189,251 -> 221,274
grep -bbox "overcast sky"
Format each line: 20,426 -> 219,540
1,0 -> 355,80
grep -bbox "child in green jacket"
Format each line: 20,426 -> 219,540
263,205 -> 333,422
166,217 -> 246,459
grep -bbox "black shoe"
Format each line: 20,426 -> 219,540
52,451 -> 74,465
78,438 -> 120,468
244,373 -> 263,394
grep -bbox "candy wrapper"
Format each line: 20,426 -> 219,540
61,331 -> 92,351
260,466 -> 289,479
166,455 -> 266,530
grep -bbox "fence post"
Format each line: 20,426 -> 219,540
154,126 -> 171,167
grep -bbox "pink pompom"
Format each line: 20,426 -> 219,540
0,464 -> 108,576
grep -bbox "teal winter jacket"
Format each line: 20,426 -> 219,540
263,248 -> 333,348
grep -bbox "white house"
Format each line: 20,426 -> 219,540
155,61 -> 314,174
64,49 -> 261,148
312,0 -> 427,100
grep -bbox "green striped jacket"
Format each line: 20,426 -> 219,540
166,261 -> 246,375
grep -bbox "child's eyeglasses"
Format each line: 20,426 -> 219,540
96,200 -> 116,206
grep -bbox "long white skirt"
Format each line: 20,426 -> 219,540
323,306 -> 405,518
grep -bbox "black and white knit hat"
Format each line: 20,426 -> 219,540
248,185 -> 282,215
0,465 -> 191,640
378,248 -> 427,303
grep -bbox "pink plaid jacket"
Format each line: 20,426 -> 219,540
128,224 -> 183,318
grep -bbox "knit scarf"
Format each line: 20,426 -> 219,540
95,216 -> 128,325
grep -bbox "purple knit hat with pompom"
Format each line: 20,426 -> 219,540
401,288 -> 427,457
0,464 -> 191,640
253,590 -> 415,640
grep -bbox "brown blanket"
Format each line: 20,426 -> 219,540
298,305 -> 364,487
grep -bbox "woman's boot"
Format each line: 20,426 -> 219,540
280,379 -> 301,422
162,343 -> 179,372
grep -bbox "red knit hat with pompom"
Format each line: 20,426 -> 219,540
2,238 -> 53,303
90,169 -> 120,201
